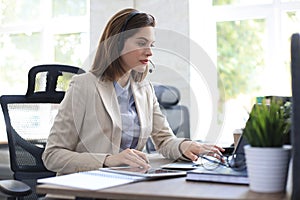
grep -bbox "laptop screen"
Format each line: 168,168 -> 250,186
233,133 -> 248,155
229,133 -> 248,168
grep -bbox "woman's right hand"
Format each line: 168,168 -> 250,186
104,148 -> 150,169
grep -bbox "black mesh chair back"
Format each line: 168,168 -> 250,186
146,84 -> 190,153
0,64 -> 85,199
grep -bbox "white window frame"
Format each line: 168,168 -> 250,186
189,0 -> 300,145
0,0 -> 90,142
0,0 -> 89,65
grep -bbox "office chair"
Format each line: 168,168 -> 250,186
0,64 -> 85,199
146,84 -> 190,153
0,180 -> 32,199
291,33 -> 300,200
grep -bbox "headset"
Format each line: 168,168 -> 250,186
118,11 -> 141,52
149,60 -> 155,73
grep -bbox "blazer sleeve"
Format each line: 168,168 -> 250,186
149,83 -> 187,160
42,75 -> 110,175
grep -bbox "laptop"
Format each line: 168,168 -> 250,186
161,131 -> 248,184
161,134 -> 248,171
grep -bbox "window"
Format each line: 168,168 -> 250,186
0,0 -> 89,142
190,0 -> 300,145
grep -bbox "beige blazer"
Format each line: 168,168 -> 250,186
42,72 -> 185,175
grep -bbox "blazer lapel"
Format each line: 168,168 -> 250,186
95,79 -> 122,154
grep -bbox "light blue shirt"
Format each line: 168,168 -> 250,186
114,81 -> 140,151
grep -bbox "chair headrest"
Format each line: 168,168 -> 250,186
153,84 -> 180,107
26,64 -> 85,99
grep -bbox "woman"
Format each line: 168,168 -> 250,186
42,8 -> 224,175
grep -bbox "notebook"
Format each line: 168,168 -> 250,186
38,167 -> 186,190
37,170 -> 145,190
185,165 -> 248,184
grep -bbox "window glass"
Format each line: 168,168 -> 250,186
0,32 -> 42,94
52,0 -> 87,17
213,0 -> 272,6
191,1 -> 298,145
281,0 -> 300,2
217,19 -> 266,144
1,0 -> 41,25
282,10 -> 300,82
0,0 -> 89,143
54,33 -> 88,66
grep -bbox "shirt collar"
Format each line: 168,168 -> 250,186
114,80 -> 131,97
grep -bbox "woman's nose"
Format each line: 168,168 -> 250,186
145,47 -> 153,57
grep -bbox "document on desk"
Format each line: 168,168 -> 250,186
37,170 -> 146,190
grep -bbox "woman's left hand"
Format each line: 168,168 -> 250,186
180,140 -> 225,162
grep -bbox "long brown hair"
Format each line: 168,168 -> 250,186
90,8 -> 156,82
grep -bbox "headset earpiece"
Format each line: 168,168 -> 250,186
118,11 -> 141,53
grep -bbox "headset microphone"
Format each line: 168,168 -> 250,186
149,60 -> 155,73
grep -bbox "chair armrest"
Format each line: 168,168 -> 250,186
0,180 -> 32,197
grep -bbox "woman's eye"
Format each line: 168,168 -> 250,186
137,42 -> 146,47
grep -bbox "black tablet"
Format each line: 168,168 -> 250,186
99,167 -> 186,179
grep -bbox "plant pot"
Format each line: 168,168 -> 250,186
244,145 -> 292,193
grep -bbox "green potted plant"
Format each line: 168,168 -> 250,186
243,98 -> 292,193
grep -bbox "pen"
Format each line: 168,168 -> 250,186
192,163 -> 200,167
